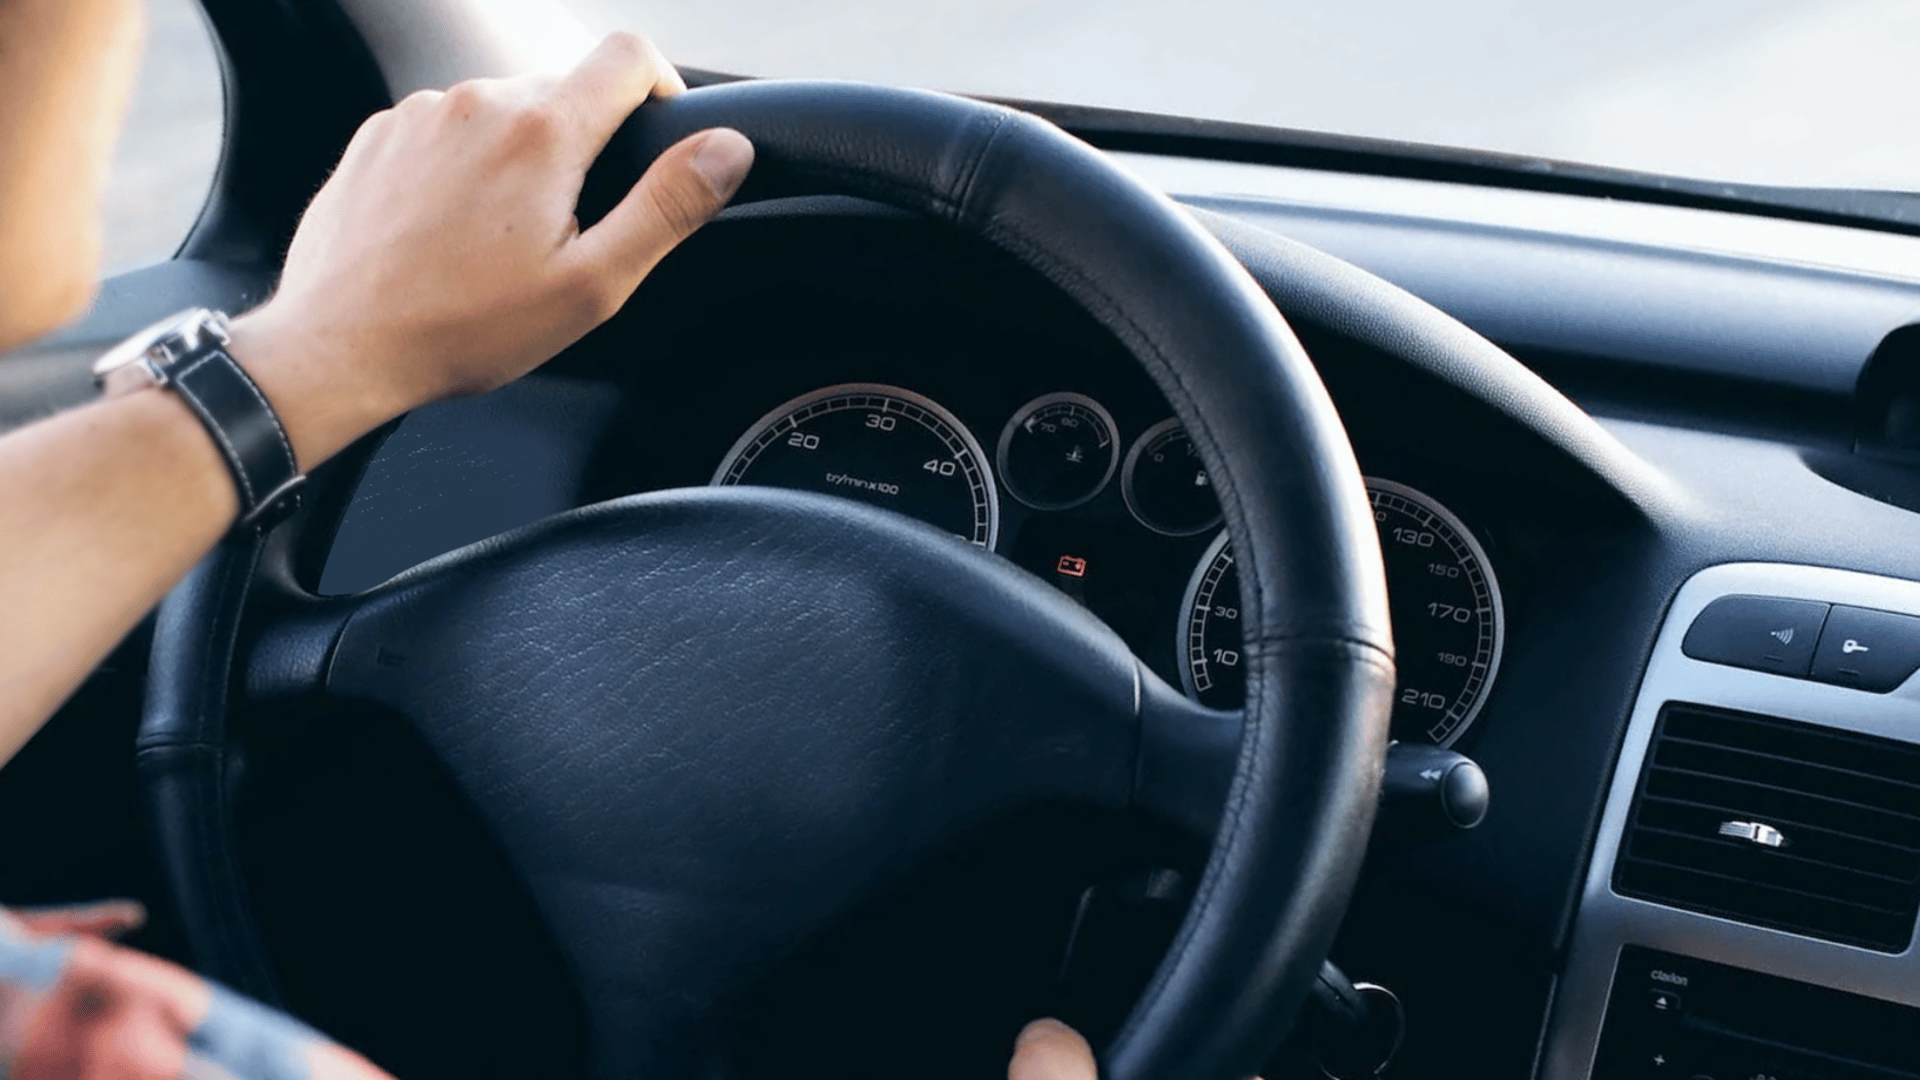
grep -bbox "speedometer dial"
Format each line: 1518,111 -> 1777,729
1178,478 -> 1505,746
713,383 -> 999,548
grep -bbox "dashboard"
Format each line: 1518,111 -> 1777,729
19,121 -> 1920,1079
276,174 -> 1920,1076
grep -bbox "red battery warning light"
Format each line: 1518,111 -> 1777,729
1056,555 -> 1089,578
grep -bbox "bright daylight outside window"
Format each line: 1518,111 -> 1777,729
103,0 -> 222,276
111,0 -> 1920,273
580,0 -> 1920,193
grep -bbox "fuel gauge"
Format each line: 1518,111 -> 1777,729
1122,419 -> 1222,536
996,393 -> 1120,511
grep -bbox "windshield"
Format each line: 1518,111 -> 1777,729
576,1 -> 1920,194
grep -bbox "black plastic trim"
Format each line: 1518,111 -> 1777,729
181,0 -> 390,268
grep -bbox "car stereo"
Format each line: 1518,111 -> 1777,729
1593,945 -> 1920,1080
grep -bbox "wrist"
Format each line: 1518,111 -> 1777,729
225,305 -> 412,473
96,382 -> 241,525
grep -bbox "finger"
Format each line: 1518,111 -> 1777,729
647,35 -> 690,97
307,1038 -> 396,1080
13,899 -> 147,940
1009,1018 -> 1098,1080
552,31 -> 686,155
571,127 -> 753,287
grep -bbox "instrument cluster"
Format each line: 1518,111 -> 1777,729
713,380 -> 1507,746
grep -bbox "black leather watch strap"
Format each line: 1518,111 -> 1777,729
163,347 -> 306,530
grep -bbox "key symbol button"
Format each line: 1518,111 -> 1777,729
1810,605 -> 1920,692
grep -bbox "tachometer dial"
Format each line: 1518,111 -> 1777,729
996,393 -> 1119,511
1178,478 -> 1505,746
1122,419 -> 1222,536
713,383 -> 999,547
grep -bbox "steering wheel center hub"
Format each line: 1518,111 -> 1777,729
324,488 -> 1139,1073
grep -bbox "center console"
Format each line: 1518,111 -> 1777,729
1545,564 -> 1920,1080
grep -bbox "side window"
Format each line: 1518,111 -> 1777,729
102,0 -> 223,275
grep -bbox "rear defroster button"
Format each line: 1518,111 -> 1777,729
1810,605 -> 1920,692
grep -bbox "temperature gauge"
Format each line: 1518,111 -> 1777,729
996,393 -> 1120,511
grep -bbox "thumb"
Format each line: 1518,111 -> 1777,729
1009,1018 -> 1098,1080
576,126 -> 754,288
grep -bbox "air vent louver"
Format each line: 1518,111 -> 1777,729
1614,703 -> 1920,953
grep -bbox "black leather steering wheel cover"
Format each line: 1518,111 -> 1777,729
141,81 -> 1396,1080
137,532 -> 287,1006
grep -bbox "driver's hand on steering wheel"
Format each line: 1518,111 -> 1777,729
1010,1019 -> 1099,1080
1008,1019 -> 1268,1080
226,30 -> 757,475
0,26 -> 756,795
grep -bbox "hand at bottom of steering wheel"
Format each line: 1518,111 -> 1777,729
1009,1020 -> 1096,1080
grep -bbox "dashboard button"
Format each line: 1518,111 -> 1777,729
1809,605 -> 1920,692
1682,596 -> 1829,677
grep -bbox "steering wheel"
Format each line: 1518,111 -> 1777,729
135,81 -> 1395,1080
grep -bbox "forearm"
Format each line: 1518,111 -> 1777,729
0,384 -> 233,765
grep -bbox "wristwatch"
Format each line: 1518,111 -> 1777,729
91,307 -> 306,530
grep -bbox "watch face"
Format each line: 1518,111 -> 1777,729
90,307 -> 225,384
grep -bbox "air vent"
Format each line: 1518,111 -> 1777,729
1614,703 -> 1920,953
